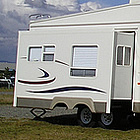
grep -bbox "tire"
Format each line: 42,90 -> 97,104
98,112 -> 115,129
77,106 -> 96,127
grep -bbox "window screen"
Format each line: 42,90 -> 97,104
43,54 -> 54,61
29,47 -> 42,61
71,68 -> 96,77
71,46 -> 98,77
43,46 -> 55,61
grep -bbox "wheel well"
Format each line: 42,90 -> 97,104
53,103 -> 68,109
74,104 -> 90,110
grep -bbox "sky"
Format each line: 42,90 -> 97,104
0,0 -> 130,63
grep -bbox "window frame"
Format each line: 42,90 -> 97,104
116,45 -> 131,67
70,45 -> 98,77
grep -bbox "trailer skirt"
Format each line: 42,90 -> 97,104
17,97 -> 106,113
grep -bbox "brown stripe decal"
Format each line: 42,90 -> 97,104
18,77 -> 56,85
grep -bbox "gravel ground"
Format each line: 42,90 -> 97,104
0,92 -> 77,119
0,91 -> 13,95
0,105 -> 77,119
0,91 -> 77,120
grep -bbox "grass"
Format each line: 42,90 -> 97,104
0,117 -> 139,140
0,88 -> 13,105
0,94 -> 13,105
0,89 -> 140,139
0,87 -> 14,92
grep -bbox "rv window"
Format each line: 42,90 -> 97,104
43,46 -> 55,61
71,69 -> 96,77
71,46 -> 98,77
28,47 -> 42,61
124,47 -> 131,65
43,54 -> 54,61
117,46 -> 131,66
117,46 -> 123,65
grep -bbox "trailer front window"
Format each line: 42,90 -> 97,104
43,46 -> 55,61
28,47 -> 42,61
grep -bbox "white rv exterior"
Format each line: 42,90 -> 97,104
14,1 -> 140,127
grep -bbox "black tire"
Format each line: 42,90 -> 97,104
77,106 -> 96,127
98,112 -> 116,129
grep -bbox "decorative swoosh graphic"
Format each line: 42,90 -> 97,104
18,77 -> 56,85
27,86 -> 106,94
55,60 -> 69,66
38,68 -> 49,78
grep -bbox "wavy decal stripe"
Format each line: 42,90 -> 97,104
28,86 -> 106,94
38,68 -> 49,78
18,77 -> 56,85
55,60 -> 69,66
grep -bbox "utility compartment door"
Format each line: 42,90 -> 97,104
113,32 -> 135,99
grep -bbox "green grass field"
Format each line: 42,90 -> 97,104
0,117 -> 140,140
0,87 -> 14,92
0,94 -> 13,105
0,90 -> 140,140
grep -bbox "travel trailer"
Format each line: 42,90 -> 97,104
14,0 -> 140,128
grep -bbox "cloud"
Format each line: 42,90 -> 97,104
46,0 -> 80,12
80,2 -> 101,12
0,0 -> 102,62
1,0 -> 102,26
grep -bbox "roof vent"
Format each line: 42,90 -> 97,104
130,0 -> 140,4
29,14 -> 51,20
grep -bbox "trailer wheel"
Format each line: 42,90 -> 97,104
98,113 -> 115,129
77,106 -> 96,127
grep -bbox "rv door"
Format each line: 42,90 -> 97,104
113,31 -> 135,100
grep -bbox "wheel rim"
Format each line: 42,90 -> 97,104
80,108 -> 92,124
101,113 -> 113,126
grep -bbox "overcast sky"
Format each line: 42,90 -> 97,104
0,0 -> 129,63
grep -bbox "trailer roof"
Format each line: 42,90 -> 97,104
29,3 -> 140,29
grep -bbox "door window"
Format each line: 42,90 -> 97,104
117,46 -> 123,65
117,46 -> 131,66
124,47 -> 131,65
